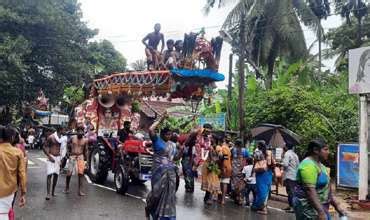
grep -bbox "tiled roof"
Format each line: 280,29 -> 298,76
140,100 -> 191,118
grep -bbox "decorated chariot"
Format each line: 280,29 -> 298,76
75,31 -> 225,194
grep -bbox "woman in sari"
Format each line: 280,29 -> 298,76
145,113 -> 177,220
293,139 -> 346,220
182,124 -> 213,193
251,141 -> 274,215
230,139 -> 250,205
201,135 -> 221,205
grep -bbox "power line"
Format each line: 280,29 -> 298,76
100,1 -> 362,42
100,2 -> 343,39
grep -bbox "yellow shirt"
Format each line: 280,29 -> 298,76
0,143 -> 27,197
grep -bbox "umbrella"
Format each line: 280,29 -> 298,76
250,123 -> 300,147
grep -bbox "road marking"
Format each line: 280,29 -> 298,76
28,160 -> 35,165
84,175 -> 284,209
84,175 -> 146,203
126,193 -> 145,201
92,183 -> 116,192
267,205 -> 285,213
84,174 -> 92,184
37,158 -> 48,163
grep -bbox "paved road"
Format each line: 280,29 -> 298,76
15,150 -> 296,220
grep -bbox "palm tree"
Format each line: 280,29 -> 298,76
204,0 -> 321,89
130,59 -> 147,71
308,0 -> 330,74
337,0 -> 368,45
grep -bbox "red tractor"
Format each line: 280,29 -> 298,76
88,134 -> 153,195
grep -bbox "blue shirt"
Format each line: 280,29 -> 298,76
232,148 -> 250,158
151,135 -> 167,153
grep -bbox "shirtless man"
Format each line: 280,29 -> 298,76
43,126 -> 63,200
64,126 -> 88,196
142,23 -> 165,70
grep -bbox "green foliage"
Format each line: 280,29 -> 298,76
161,116 -> 197,133
131,101 -> 140,113
206,0 -> 322,89
245,80 -> 358,158
208,63 -> 358,159
0,0 -> 126,110
130,59 -> 147,71
62,85 -> 84,116
87,40 -> 127,74
207,161 -> 221,175
63,86 -> 84,105
326,10 -> 370,71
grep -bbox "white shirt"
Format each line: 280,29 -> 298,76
282,149 -> 300,181
242,165 -> 256,184
27,135 -> 35,144
60,135 -> 68,158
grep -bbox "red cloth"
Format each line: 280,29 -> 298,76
8,208 -> 14,220
177,134 -> 189,145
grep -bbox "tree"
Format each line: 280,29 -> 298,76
326,6 -> 370,71
337,0 -> 368,45
62,86 -> 84,116
308,0 -> 330,74
0,0 -> 96,107
205,0 -> 321,89
87,40 -> 127,75
130,59 -> 147,71
0,0 -> 126,113
204,62 -> 358,161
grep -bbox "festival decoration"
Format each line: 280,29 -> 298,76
76,30 -> 225,133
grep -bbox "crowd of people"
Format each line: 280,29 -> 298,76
0,113 -> 349,220
0,120 -> 92,220
143,113 -> 349,220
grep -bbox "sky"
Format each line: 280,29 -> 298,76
78,0 -> 343,89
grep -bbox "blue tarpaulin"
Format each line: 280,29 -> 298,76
171,69 -> 225,82
33,109 -> 53,117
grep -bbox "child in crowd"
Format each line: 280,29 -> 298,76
27,128 -> 35,149
242,157 -> 256,206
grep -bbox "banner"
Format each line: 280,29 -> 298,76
349,46 -> 370,94
337,144 -> 359,188
199,113 -> 226,130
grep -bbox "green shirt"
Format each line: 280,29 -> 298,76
296,158 -> 330,204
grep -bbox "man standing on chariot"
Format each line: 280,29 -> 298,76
142,23 -> 165,70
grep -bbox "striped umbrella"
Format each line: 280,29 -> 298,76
250,123 -> 300,147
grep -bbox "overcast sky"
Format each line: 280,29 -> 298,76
79,0 -> 343,88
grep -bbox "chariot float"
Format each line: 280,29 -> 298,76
75,31 -> 224,194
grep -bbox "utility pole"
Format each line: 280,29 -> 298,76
226,53 -> 233,131
359,95 -> 368,200
318,19 -> 322,75
238,14 -> 246,145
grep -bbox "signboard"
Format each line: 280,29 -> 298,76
349,46 -> 370,94
337,144 -> 359,188
199,113 -> 226,130
274,147 -> 284,161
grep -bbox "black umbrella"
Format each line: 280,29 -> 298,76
250,123 -> 300,147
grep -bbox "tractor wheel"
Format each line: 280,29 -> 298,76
114,166 -> 129,195
88,148 -> 108,184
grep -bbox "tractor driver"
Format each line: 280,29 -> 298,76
117,121 -> 133,144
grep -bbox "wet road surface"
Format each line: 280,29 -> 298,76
15,150 -> 296,220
